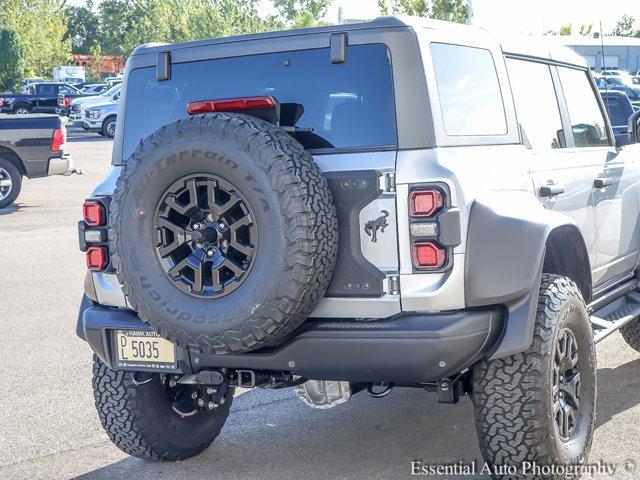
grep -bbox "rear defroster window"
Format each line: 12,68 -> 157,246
122,44 -> 397,158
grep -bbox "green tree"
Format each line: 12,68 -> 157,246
378,0 -> 468,24
431,0 -> 468,23
559,24 -> 572,35
0,0 -> 71,77
273,0 -> 330,28
65,1 -> 100,54
96,0 -> 133,55
611,15 -> 639,37
579,24 -> 593,36
0,28 -> 26,91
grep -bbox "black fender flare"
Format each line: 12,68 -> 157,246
464,191 -> 591,359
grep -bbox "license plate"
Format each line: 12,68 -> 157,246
113,330 -> 177,371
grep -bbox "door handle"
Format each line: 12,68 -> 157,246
539,184 -> 565,197
593,177 -> 614,189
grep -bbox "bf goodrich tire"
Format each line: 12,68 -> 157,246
472,274 -> 596,480
0,157 -> 22,209
92,355 -> 233,461
620,317 -> 640,352
110,113 -> 338,354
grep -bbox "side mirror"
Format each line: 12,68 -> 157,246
628,110 -> 640,144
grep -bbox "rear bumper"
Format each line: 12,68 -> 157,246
47,153 -> 73,175
78,300 -> 505,384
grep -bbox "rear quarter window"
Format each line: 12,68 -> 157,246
122,44 -> 397,158
430,43 -> 507,136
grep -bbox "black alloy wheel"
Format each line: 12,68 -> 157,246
153,174 -> 257,298
552,328 -> 582,440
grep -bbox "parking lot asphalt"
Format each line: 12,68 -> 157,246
1,127 -> 640,480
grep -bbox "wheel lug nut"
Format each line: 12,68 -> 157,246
191,391 -> 198,399
207,249 -> 215,257
206,387 -> 217,394
208,402 -> 217,409
169,379 -> 177,387
193,223 -> 201,230
197,398 -> 205,407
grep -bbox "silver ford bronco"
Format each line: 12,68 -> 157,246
77,16 -> 640,477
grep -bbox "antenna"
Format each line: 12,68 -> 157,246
600,21 -> 612,122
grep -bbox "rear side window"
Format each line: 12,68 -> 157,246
506,59 -> 566,150
122,44 -> 396,158
38,84 -> 57,96
557,67 -> 610,147
604,96 -> 626,127
431,43 -> 506,136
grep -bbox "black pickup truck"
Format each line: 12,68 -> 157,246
0,114 -> 73,208
0,83 -> 84,114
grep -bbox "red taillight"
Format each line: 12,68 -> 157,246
410,189 -> 444,217
64,97 -> 70,108
86,246 -> 108,271
411,242 -> 446,270
187,96 -> 276,115
83,201 -> 105,226
51,126 -> 66,152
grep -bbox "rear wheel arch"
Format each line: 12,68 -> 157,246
13,103 -> 31,114
543,225 -> 592,304
0,146 -> 26,176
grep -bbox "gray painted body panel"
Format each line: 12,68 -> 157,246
88,15 -> 640,362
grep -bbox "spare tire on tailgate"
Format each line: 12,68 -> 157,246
109,113 -> 338,354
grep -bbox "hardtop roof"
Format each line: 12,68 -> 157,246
131,15 -> 585,68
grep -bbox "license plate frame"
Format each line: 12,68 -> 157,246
111,329 -> 178,372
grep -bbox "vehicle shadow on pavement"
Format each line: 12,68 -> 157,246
595,357 -> 640,429
72,359 -> 640,480
0,204 -> 23,215
73,387 -> 487,480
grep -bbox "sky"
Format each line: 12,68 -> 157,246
66,0 -> 640,37
329,0 -> 640,35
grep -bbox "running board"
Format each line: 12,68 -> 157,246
590,286 -> 640,343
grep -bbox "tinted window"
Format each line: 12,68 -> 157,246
37,84 -> 57,96
506,59 -> 565,150
431,43 -> 506,136
558,67 -> 610,147
123,44 -> 396,158
604,97 -> 626,126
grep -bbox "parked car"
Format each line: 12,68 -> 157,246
600,90 -> 636,145
82,95 -> 119,137
599,75 -> 634,87
607,85 -> 640,110
0,83 -> 81,114
77,16 -> 640,476
633,76 -> 640,85
57,86 -> 102,116
81,84 -> 107,94
69,84 -> 121,126
0,114 -> 72,208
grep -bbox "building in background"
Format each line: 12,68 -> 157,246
72,54 -> 126,77
557,35 -> 640,72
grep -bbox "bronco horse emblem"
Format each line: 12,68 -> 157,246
364,210 -> 389,243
